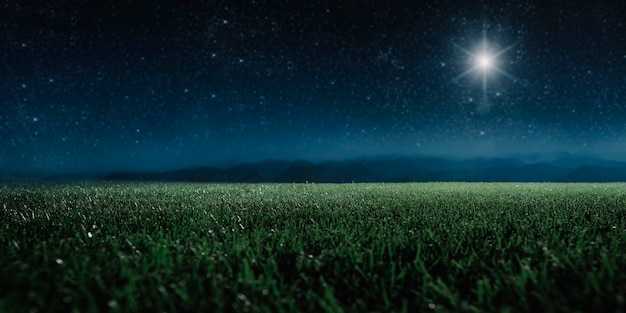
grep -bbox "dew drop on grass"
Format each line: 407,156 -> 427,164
108,300 -> 118,308
236,293 -> 252,307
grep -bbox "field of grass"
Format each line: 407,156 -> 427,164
1,182 -> 625,312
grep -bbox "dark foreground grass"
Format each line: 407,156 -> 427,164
1,182 -> 625,312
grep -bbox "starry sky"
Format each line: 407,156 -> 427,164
2,0 -> 626,175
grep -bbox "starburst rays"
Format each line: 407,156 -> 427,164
454,39 -> 515,93
453,35 -> 516,112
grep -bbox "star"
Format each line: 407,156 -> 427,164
453,34 -> 516,112
454,38 -> 515,92
477,54 -> 492,70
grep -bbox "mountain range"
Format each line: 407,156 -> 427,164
102,155 -> 626,183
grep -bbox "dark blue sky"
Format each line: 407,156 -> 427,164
2,0 -> 626,175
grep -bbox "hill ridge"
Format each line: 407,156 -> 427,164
102,156 -> 626,183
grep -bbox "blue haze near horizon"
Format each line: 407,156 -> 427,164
1,1 -> 626,176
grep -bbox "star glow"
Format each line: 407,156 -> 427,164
455,39 -> 513,83
477,54 -> 492,70
454,37 -> 515,109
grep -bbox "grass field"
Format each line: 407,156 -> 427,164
1,182 -> 625,312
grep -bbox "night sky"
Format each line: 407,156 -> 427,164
2,1 -> 626,175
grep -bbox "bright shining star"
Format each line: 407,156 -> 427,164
477,54 -> 492,70
453,36 -> 516,112
454,39 -> 515,92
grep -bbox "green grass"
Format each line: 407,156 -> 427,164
1,182 -> 625,312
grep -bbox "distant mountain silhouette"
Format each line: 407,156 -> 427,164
101,155 -> 626,183
275,161 -> 376,183
556,166 -> 626,182
106,166 -> 224,182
